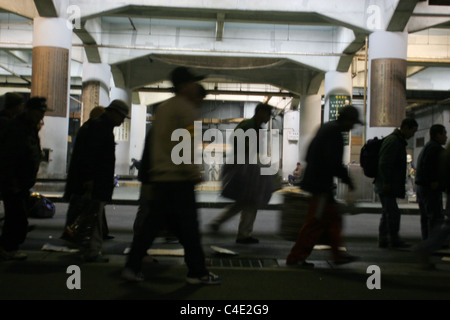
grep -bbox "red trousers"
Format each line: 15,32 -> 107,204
286,193 -> 343,264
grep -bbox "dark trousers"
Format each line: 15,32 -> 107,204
418,194 -> 450,254
125,181 -> 208,278
417,185 -> 444,240
378,194 -> 402,244
286,193 -> 343,264
0,189 -> 29,251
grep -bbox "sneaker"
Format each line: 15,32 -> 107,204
186,272 -> 222,285
334,254 -> 359,265
10,251 -> 27,260
121,268 -> 145,282
286,259 -> 314,268
236,237 -> 259,244
0,247 -> 27,261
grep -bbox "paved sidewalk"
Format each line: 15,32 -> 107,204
1,202 -> 450,303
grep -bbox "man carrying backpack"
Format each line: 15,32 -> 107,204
375,118 -> 418,249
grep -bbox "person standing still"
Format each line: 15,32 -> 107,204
375,118 -> 418,248
415,124 -> 447,240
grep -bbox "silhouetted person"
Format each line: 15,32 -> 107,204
0,92 -> 25,138
0,97 -> 49,260
63,100 -> 130,262
209,103 -> 274,244
415,141 -> 450,269
375,118 -> 418,249
123,67 -> 221,284
286,106 -> 362,267
288,162 -> 302,185
415,124 -> 447,240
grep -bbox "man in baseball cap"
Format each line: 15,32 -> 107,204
107,99 -> 130,119
171,66 -> 205,92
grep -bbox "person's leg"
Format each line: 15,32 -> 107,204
427,189 -> 445,237
64,194 -> 83,228
416,185 -> 429,240
102,207 -> 110,239
133,183 -> 153,236
236,205 -> 258,241
286,194 -> 327,264
378,194 -> 390,246
84,201 -> 106,260
125,189 -> 166,274
166,182 -> 209,278
0,189 -> 29,252
209,202 -> 242,230
387,197 -> 402,245
322,200 -> 343,261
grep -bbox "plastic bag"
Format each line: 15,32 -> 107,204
61,194 -> 100,247
221,164 -> 273,208
28,193 -> 55,219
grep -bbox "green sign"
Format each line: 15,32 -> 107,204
329,95 -> 351,145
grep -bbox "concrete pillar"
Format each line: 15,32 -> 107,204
367,31 -> 408,140
81,63 -> 111,124
282,109 -> 300,181
129,104 -> 147,175
32,17 -> 72,179
324,70 -> 353,164
299,94 -> 321,165
110,87 -> 132,176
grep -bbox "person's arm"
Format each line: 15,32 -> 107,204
325,131 -> 354,190
377,136 -> 397,193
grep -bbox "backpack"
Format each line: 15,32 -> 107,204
360,137 -> 384,178
28,192 -> 56,219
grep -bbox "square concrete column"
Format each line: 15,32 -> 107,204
32,17 -> 72,179
110,87 -> 133,176
299,94 -> 322,165
81,63 -> 112,124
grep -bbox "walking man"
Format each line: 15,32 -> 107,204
122,67 -> 221,284
209,103 -> 274,244
286,105 -> 362,267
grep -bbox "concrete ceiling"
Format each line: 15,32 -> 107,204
0,0 -> 449,106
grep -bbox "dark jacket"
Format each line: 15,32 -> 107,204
0,113 -> 41,191
440,144 -> 450,194
300,120 -> 352,194
64,113 -> 116,202
138,127 -> 153,183
415,139 -> 445,190
374,128 -> 407,198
